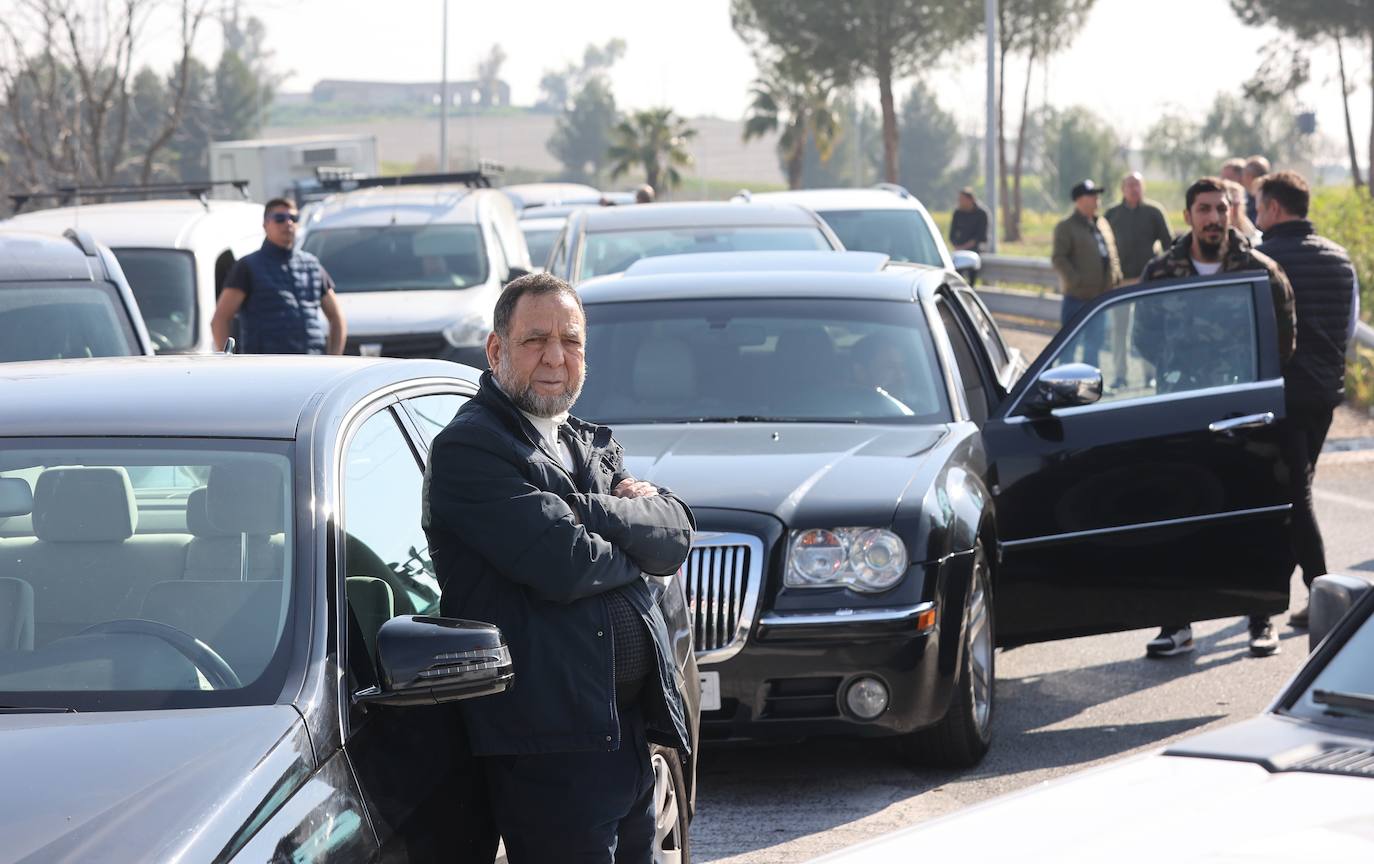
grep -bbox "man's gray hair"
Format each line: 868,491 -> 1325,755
492,272 -> 584,340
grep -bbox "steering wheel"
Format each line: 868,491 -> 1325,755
148,330 -> 176,351
79,619 -> 244,690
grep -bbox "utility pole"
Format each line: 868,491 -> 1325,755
984,0 -> 998,253
439,0 -> 449,172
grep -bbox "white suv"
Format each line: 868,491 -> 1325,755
297,176 -> 531,366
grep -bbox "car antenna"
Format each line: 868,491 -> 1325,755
221,337 -> 236,354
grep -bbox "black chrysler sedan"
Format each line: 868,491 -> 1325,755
0,356 -> 697,862
574,250 -> 1294,768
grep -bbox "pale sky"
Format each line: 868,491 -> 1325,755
101,0 -> 1373,154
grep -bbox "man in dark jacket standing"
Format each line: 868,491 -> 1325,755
1255,171 -> 1356,632
1137,176 -> 1296,659
422,272 -> 695,862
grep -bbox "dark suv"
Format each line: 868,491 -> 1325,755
0,228 -> 152,361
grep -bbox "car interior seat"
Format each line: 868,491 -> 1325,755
183,485 -> 285,582
0,577 -> 35,652
624,337 -> 698,417
771,326 -> 841,398
346,576 -> 397,669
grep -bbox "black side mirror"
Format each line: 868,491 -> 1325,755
503,266 -> 531,285
1023,363 -> 1103,414
354,615 -> 513,707
1309,573 -> 1374,652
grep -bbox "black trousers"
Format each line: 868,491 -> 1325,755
1281,400 -> 1335,588
485,706 -> 655,864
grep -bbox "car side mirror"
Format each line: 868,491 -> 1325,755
354,615 -> 513,707
1023,363 -> 1103,414
1309,573 -> 1374,652
951,250 -> 981,274
503,266 -> 531,285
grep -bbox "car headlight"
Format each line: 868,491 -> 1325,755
442,312 -> 491,348
786,527 -> 909,593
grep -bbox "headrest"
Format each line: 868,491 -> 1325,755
633,338 -> 697,402
33,467 -> 137,542
775,327 -> 835,363
185,487 -> 230,538
207,463 -> 286,536
0,478 -> 33,518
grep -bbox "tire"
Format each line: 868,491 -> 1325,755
650,744 -> 691,864
900,543 -> 995,769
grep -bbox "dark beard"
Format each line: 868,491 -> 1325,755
1195,234 -> 1223,260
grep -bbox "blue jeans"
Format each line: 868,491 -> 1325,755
1060,296 -> 1104,369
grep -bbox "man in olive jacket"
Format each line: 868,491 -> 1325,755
422,272 -> 695,862
1052,179 -> 1122,366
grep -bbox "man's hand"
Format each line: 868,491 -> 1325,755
614,478 -> 658,499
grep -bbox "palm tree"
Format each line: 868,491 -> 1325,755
607,108 -> 697,196
742,58 -> 838,190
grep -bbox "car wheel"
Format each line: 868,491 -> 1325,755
650,744 -> 691,864
900,543 -> 995,768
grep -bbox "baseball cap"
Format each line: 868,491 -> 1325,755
1071,179 -> 1104,200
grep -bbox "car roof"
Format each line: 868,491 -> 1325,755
748,187 -> 931,213
4,199 -> 264,251
578,253 -> 942,305
579,201 -> 822,232
0,230 -> 104,282
0,355 -> 469,438
519,216 -> 567,231
621,250 -> 890,277
305,185 -> 497,230
501,182 -> 602,210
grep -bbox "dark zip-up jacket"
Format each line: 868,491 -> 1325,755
422,372 -> 695,756
1258,219 -> 1356,408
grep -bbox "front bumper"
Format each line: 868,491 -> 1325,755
698,602 -> 952,742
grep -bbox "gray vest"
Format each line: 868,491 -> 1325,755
240,241 -> 327,354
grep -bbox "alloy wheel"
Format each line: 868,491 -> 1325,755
651,751 -> 684,864
966,551 -> 994,736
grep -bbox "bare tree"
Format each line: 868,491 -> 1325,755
0,0 -> 210,193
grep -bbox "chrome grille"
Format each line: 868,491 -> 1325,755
682,532 -> 765,664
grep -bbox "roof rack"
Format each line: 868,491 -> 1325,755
312,162 -> 504,194
871,182 -> 912,199
9,180 -> 251,212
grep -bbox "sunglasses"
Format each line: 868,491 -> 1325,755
268,212 -> 300,224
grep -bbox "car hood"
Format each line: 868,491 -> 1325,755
811,749 -> 1374,862
0,705 -> 310,863
335,287 -> 491,337
614,423 -> 946,525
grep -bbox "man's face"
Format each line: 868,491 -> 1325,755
957,193 -> 974,211
487,290 -> 586,417
264,205 -> 299,248
1122,176 -> 1143,207
1075,193 -> 1100,218
1184,190 -> 1230,257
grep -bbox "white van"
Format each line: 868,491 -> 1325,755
6,198 -> 264,353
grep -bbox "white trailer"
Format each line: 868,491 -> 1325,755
209,134 -> 379,201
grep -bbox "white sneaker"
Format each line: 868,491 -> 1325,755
1145,625 -> 1194,658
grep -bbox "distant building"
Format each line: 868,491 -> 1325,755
312,79 -> 511,109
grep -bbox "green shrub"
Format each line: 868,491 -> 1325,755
1310,187 -> 1374,323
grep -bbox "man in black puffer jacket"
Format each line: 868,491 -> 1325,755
1255,170 -> 1357,641
423,272 -> 695,862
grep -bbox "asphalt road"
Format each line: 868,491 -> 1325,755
689,458 -> 1374,864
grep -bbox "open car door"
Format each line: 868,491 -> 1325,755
985,271 -> 1292,646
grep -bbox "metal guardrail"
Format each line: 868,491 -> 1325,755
979,253 -> 1060,289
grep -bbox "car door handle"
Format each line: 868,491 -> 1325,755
1208,412 -> 1275,435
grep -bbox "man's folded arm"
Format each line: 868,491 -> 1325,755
424,429 -> 643,604
567,489 -> 695,576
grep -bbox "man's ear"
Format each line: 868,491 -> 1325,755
486,331 -> 501,370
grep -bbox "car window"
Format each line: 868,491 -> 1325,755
342,410 -> 440,632
956,288 -> 1010,370
110,249 -> 197,352
403,393 -> 468,447
578,226 -> 834,280
815,209 -> 944,267
0,283 -> 140,361
302,225 -> 490,292
936,298 -> 990,426
1049,282 -> 1258,405
577,297 -> 950,425
0,440 -> 295,710
522,227 -> 560,269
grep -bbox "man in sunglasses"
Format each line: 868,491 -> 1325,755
211,198 -> 347,354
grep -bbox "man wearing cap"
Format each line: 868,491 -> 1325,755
1051,179 -> 1122,365
949,187 -> 990,285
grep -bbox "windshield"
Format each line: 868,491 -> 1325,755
0,283 -> 138,362
1284,602 -> 1374,731
302,224 -> 489,292
0,440 -> 297,711
578,226 -> 833,280
110,249 -> 197,352
816,209 -> 944,267
577,298 -> 950,425
522,227 -> 560,270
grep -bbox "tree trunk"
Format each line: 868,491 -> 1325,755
1368,31 -> 1374,198
1009,46 -> 1037,244
787,120 -> 806,190
876,43 -> 898,184
998,44 -> 1010,241
1337,34 -> 1364,188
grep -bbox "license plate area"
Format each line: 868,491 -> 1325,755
699,671 -> 721,712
